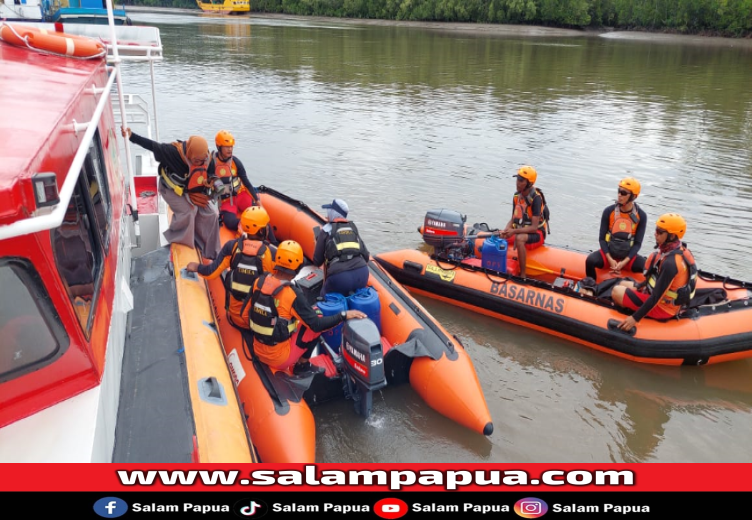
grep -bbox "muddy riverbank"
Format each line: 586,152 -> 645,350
126,7 -> 752,48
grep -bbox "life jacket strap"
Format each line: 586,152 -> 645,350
159,167 -> 184,197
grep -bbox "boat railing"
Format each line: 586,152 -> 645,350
0,63 -> 120,241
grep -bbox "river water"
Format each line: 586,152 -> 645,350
125,12 -> 752,463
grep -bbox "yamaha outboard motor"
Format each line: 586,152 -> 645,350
341,318 -> 387,418
420,209 -> 469,260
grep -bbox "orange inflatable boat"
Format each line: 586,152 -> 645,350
201,190 -> 493,463
374,209 -> 752,367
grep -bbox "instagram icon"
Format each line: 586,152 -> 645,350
514,497 -> 549,518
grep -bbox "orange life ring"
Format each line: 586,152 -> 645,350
0,24 -> 105,59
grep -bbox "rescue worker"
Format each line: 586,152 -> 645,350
499,165 -> 549,278
312,198 -> 370,296
249,240 -> 367,375
207,130 -> 261,232
122,127 -> 220,259
585,177 -> 648,281
186,206 -> 274,330
612,213 -> 698,331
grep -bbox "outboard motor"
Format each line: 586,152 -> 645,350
420,209 -> 469,260
341,318 -> 387,418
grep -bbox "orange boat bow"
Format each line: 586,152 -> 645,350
410,351 -> 494,435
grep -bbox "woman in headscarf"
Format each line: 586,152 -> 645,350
312,198 -> 370,296
122,127 -> 221,259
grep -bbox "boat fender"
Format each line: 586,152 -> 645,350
608,318 -> 636,336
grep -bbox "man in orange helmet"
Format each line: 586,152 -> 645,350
612,213 -> 698,331
499,165 -> 549,278
585,177 -> 648,282
248,240 -> 366,375
186,206 -> 274,330
207,130 -> 260,233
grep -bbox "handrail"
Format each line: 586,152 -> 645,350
0,66 -> 119,241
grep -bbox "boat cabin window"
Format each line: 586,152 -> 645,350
0,260 -> 67,383
83,131 -> 112,254
51,176 -> 106,337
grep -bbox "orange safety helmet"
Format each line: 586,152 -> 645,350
619,177 -> 641,198
240,206 -> 270,236
516,165 -> 537,184
275,240 -> 304,273
656,213 -> 686,239
215,130 -> 235,148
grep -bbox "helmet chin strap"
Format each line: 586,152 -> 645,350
617,195 -> 634,209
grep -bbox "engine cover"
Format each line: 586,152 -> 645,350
341,318 -> 387,392
422,209 -> 466,250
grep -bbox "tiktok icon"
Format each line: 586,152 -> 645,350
234,499 -> 268,518
241,502 -> 262,515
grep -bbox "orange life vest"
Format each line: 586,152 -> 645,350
211,152 -> 242,199
607,205 -> 639,239
606,204 -> 640,259
164,140 -> 210,195
512,188 -> 549,234
644,245 -> 697,316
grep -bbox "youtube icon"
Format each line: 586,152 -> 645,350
374,498 -> 409,519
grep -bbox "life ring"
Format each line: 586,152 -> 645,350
0,23 -> 106,59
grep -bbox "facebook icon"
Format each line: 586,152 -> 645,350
93,497 -> 128,518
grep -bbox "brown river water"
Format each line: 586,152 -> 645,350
124,11 -> 752,463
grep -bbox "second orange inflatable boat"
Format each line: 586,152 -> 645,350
375,209 -> 752,367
